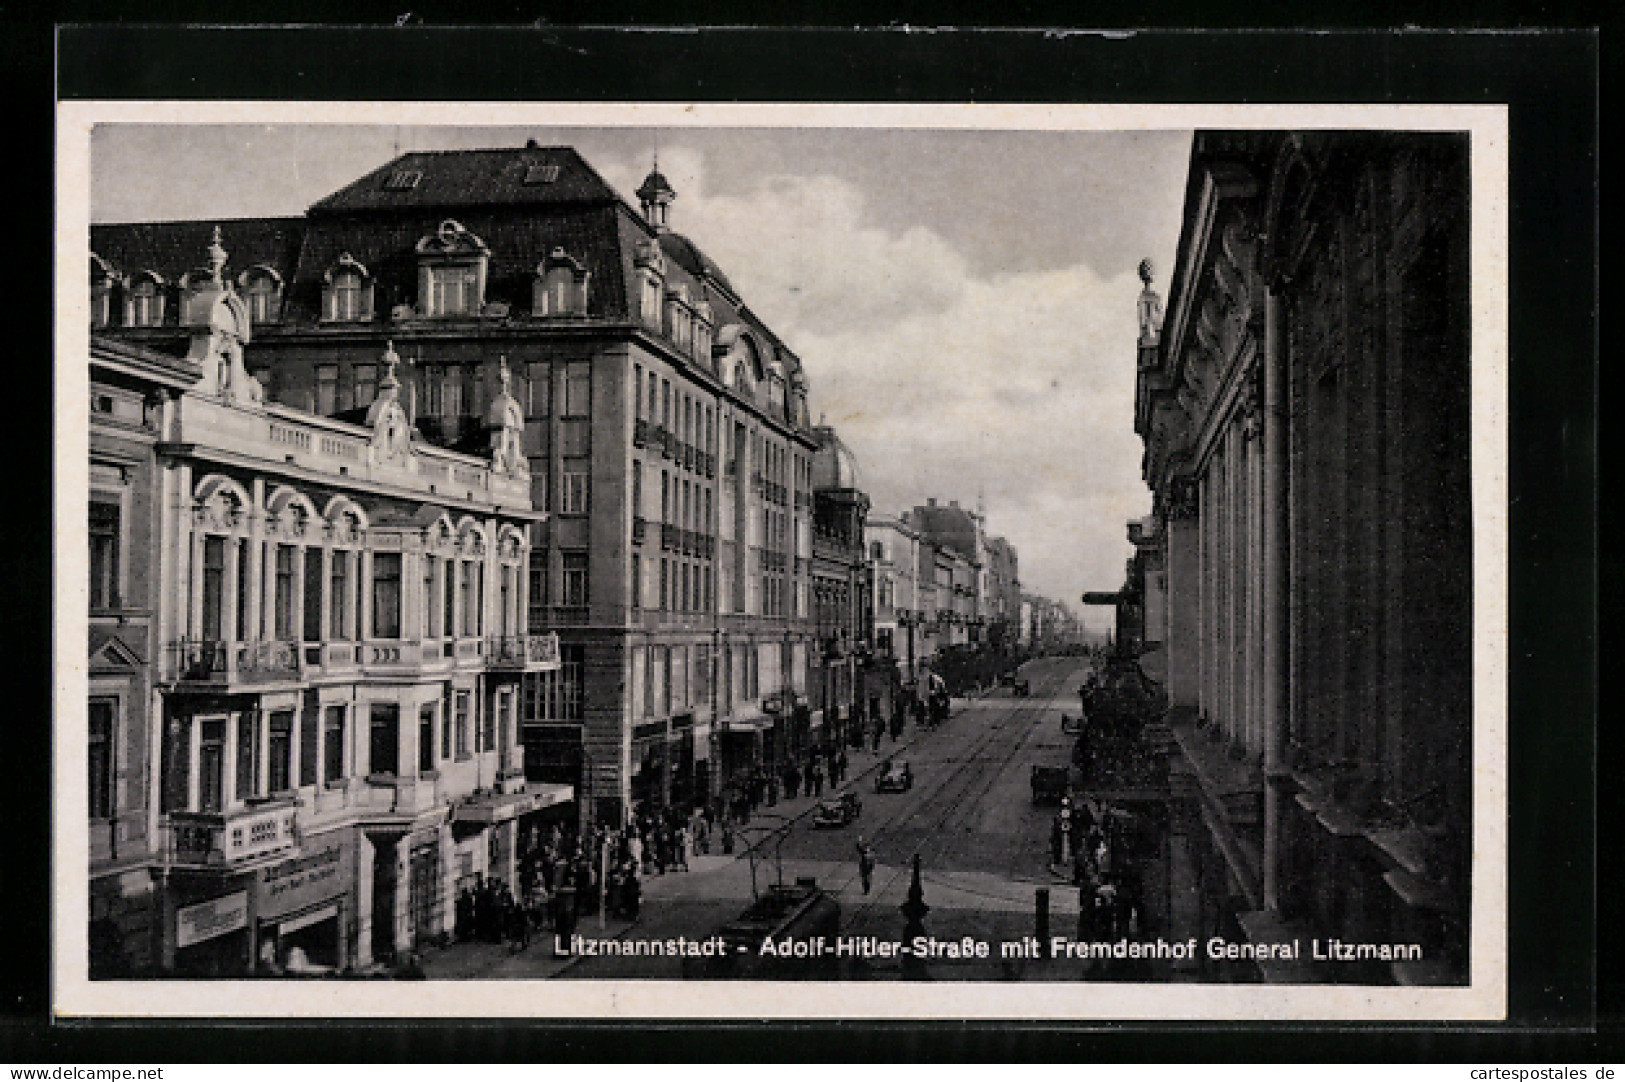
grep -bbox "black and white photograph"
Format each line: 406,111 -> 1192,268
54,98 -> 1510,1021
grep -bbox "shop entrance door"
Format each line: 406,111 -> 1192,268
408,839 -> 441,947
370,835 -> 397,964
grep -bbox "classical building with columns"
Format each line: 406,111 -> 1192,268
1126,130 -> 1472,983
88,235 -> 563,976
91,143 -> 827,833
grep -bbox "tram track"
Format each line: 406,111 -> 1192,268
820,659 -> 1085,933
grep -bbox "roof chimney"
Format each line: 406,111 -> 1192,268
926,497 -> 936,507
526,138 -> 540,149
949,499 -> 959,508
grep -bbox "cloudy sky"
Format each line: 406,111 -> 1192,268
90,123 -> 1193,630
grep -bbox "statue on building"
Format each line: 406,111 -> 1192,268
486,356 -> 528,476
1137,257 -> 1164,349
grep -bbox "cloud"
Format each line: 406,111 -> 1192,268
601,153 -> 1154,622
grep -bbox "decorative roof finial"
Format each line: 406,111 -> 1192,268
206,225 -> 228,285
380,340 -> 401,390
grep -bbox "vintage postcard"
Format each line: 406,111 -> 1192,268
54,100 -> 1508,1020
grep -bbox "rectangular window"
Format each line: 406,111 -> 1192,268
480,694 -> 496,753
442,370 -> 463,417
422,556 -> 437,639
441,691 -> 453,759
369,703 -> 400,777
528,549 -> 549,615
235,711 -> 259,800
89,500 -> 121,610
632,460 -> 643,520
372,552 -> 402,640
323,706 -> 346,786
560,465 -> 589,516
299,705 -> 319,787
419,704 -> 436,774
527,362 -> 550,416
273,545 -> 294,640
630,553 -> 642,612
89,699 -> 115,820
659,559 -> 669,612
562,551 -> 588,607
354,364 -> 378,410
267,711 -> 293,793
197,719 -> 225,813
499,565 -> 513,636
563,362 -> 591,417
428,265 -> 480,316
422,366 -> 443,415
316,365 -> 338,415
328,550 -> 349,640
454,693 -> 471,759
633,365 -> 644,419
303,553 -> 323,642
444,559 -> 458,637
236,541 -> 251,642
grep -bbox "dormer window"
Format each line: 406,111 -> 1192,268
633,238 -> 665,332
415,220 -> 489,319
238,266 -> 283,324
694,300 -> 714,364
523,163 -> 561,185
322,255 -> 373,323
426,265 -> 480,317
665,284 -> 693,353
125,272 -> 165,328
382,169 -> 421,191
90,255 -> 118,328
533,248 -> 590,317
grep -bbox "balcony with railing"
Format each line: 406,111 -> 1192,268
661,522 -> 681,552
170,638 -> 301,688
486,632 -> 562,672
167,798 -> 299,870
170,391 -> 532,513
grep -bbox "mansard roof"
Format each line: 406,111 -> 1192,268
90,217 -> 304,288
308,147 -> 622,214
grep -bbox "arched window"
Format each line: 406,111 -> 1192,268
239,266 -> 283,324
533,248 -> 590,317
322,255 -> 373,323
90,256 -> 119,328
125,272 -> 165,328
416,220 -> 489,318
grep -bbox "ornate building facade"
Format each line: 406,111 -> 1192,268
1130,131 -> 1471,983
91,144 -> 830,831
85,235 -> 563,976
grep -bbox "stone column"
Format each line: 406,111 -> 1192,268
1261,287 -> 1289,912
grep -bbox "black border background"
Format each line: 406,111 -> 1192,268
8,23 -> 1601,1062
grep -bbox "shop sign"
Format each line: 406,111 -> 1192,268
257,833 -> 353,921
176,890 -> 248,949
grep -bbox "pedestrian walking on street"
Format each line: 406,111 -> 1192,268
856,837 -> 876,895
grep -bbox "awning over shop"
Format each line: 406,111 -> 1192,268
450,782 -> 574,825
